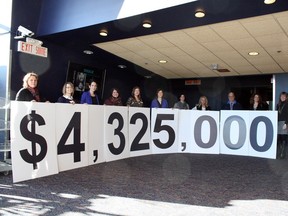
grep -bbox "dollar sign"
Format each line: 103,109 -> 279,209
20,110 -> 47,170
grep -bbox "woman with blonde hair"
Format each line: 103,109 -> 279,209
16,72 -> 41,102
193,96 -> 211,110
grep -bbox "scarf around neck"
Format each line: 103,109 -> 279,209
27,87 -> 40,102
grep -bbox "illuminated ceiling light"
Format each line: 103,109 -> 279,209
118,64 -> 127,69
248,51 -> 259,56
99,29 -> 108,37
142,21 -> 152,28
83,50 -> 93,55
195,10 -> 205,18
158,60 -> 167,64
264,0 -> 276,4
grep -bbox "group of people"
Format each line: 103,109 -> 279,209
15,72 -> 287,159
15,73 -> 142,107
15,72 -> 208,109
15,72 -> 271,110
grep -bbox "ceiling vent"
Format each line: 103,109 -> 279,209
211,64 -> 230,72
216,69 -> 230,72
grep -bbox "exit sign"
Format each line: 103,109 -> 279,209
17,41 -> 48,58
185,79 -> 201,85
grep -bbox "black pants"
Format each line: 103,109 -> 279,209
277,134 -> 287,159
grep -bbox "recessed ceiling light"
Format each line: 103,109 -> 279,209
264,0 -> 276,4
83,50 -> 93,55
142,21 -> 152,28
99,29 -> 108,36
248,51 -> 259,56
118,64 -> 127,69
195,10 -> 205,18
158,60 -> 167,64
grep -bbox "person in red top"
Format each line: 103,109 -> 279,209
104,88 -> 123,106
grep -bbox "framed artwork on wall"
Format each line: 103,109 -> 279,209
66,61 -> 106,103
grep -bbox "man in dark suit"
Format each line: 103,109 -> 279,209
222,91 -> 242,110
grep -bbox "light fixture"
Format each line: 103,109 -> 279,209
118,64 -> 127,69
158,60 -> 167,64
195,10 -> 205,18
83,50 -> 93,55
99,29 -> 108,37
142,21 -> 152,28
264,0 -> 276,4
248,51 -> 259,56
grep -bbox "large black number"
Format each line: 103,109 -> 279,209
108,112 -> 125,155
130,112 -> 149,151
57,112 -> 85,162
153,114 -> 175,149
250,116 -> 273,152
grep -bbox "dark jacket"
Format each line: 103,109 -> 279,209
277,101 -> 288,124
15,88 -> 37,101
57,96 -> 74,104
249,102 -> 269,110
196,105 -> 211,110
222,101 -> 242,110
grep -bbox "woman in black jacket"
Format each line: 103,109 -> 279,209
249,93 -> 269,110
277,91 -> 288,159
16,72 -> 41,102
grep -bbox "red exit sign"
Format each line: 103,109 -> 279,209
17,41 -> 48,58
185,79 -> 201,85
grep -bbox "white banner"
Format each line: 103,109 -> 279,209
151,108 -> 179,154
220,111 -> 250,156
220,111 -> 278,159
248,111 -> 277,159
104,106 -> 129,162
177,110 -> 193,153
88,105 -> 105,165
128,107 -> 151,157
10,102 -> 278,182
190,111 -> 219,154
10,102 -> 58,183
55,104 -> 88,172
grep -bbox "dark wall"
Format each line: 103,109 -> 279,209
10,40 -> 104,102
10,38 -> 170,106
11,0 -> 43,38
10,0 -> 170,106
